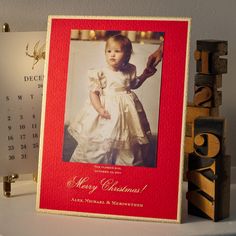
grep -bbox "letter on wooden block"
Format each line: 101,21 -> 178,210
194,133 -> 220,158
194,74 -> 222,108
185,106 -> 210,155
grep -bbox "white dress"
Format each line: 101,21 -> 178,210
68,64 -> 151,166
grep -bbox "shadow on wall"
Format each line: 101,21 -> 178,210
62,125 -> 158,168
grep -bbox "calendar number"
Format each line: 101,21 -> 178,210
32,124 -> 37,129
33,143 -> 39,149
9,155 -> 16,160
8,145 -> 14,151
21,154 -> 27,159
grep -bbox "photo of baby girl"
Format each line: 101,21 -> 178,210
63,31 -> 163,167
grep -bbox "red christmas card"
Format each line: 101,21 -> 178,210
36,16 -> 191,223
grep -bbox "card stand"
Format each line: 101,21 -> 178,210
3,174 -> 19,197
185,40 -> 230,221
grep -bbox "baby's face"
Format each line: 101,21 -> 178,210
105,39 -> 125,70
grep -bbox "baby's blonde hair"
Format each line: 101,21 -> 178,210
105,34 -> 133,65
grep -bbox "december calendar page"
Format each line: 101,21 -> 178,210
0,32 -> 46,176
37,16 -> 191,222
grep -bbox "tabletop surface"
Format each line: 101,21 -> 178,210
0,180 -> 235,236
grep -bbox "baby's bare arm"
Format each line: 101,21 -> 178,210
89,91 -> 102,112
89,91 -> 111,119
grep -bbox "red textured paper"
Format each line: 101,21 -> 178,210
38,17 -> 189,221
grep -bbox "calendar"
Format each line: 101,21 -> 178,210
0,32 -> 46,176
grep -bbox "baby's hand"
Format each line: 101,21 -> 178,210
98,107 -> 111,119
143,66 -> 157,78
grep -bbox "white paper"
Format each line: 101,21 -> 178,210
0,32 -> 46,176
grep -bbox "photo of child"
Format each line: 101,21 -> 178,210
63,31 -> 163,167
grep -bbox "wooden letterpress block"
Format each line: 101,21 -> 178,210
185,136 -> 194,154
195,40 -> 228,74
196,40 -> 227,54
209,107 -> 220,117
185,122 -> 193,137
187,117 -> 230,221
187,149 -> 217,219
185,105 -> 210,154
187,154 -> 230,221
194,117 -> 225,157
186,105 -> 210,123
183,153 -> 189,181
194,74 -> 222,108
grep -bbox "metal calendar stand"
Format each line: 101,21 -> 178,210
2,23 -> 19,197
